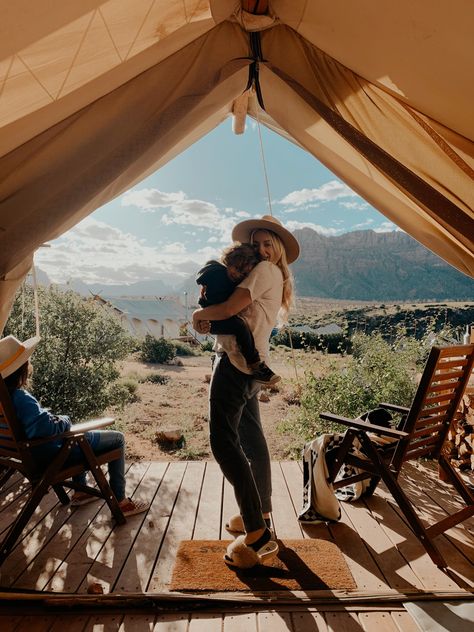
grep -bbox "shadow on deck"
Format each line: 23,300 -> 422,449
0,460 -> 473,630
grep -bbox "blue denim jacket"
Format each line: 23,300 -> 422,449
4,389 -> 99,461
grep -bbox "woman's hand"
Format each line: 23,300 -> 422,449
192,309 -> 211,334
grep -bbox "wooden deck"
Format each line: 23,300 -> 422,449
0,459 -> 473,630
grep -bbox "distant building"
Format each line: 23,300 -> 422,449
93,295 -> 187,339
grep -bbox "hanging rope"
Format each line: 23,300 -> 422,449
254,97 -> 273,217
252,93 -> 301,385
286,326 -> 301,392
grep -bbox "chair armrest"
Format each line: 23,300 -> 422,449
65,417 -> 115,436
19,417 -> 115,447
319,412 -> 409,439
378,402 -> 410,414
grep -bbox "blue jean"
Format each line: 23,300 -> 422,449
209,353 -> 272,532
68,430 -> 126,501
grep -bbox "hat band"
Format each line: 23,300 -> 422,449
0,345 -> 25,373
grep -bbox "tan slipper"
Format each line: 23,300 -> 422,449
225,514 -> 245,534
224,529 -> 279,569
225,514 -> 272,534
119,498 -> 150,518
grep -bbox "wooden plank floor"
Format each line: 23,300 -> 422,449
0,460 -> 473,631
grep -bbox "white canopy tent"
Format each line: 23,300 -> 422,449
1,0 -> 473,331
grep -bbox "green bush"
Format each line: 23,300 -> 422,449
174,341 -> 198,356
4,286 -> 134,420
284,331 -> 425,440
111,378 -> 140,408
141,372 -> 170,385
200,339 -> 214,352
272,329 -> 351,354
140,334 -> 176,363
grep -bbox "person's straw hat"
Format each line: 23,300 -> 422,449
0,335 -> 40,379
232,215 -> 300,263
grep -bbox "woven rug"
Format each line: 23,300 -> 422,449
170,539 -> 356,592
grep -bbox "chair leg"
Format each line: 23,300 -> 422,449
53,484 -> 71,505
0,478 -> 50,566
77,438 -> 126,525
327,429 -> 357,483
0,443 -> 75,566
438,455 -> 474,505
364,475 -> 382,497
0,466 -> 14,490
357,432 -> 447,568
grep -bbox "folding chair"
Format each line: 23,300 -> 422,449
0,376 -> 126,567
321,344 -> 474,568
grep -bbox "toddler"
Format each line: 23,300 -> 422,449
196,243 -> 280,385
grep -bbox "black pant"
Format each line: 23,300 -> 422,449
209,353 -> 271,532
210,316 -> 260,365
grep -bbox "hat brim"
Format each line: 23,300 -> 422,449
232,218 -> 300,263
0,335 -> 40,379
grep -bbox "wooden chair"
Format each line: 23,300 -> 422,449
321,344 -> 474,568
0,376 -> 126,567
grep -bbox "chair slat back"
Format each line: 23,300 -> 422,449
0,377 -> 36,472
392,344 -> 474,470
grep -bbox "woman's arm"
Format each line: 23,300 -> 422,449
193,287 -> 251,329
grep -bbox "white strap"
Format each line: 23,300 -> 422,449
31,262 -> 40,338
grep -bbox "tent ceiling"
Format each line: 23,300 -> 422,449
2,1 -> 473,151
0,1 -> 473,330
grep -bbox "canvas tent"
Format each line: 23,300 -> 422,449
1,0 -> 473,331
95,295 -> 187,339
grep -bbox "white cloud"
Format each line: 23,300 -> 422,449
121,187 -> 240,245
340,200 -> 369,210
35,217 -> 217,285
198,246 -> 220,260
121,188 -> 186,210
284,220 -> 344,236
374,222 -> 400,233
162,199 -> 221,227
162,242 -> 186,254
351,219 -> 374,230
279,180 -> 357,208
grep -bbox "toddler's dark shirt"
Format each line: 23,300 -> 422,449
196,260 -> 237,307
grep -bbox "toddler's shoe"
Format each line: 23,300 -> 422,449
251,361 -> 281,386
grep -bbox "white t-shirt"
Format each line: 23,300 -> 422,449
215,260 -> 283,374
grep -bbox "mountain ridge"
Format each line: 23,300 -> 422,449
291,228 -> 474,301
38,229 -> 474,302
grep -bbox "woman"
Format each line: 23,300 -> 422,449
193,215 -> 299,568
0,334 -> 149,517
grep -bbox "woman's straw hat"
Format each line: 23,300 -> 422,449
0,335 -> 40,379
232,215 -> 300,263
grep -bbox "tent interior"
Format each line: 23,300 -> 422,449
1,0 -> 473,331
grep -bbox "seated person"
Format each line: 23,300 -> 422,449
0,334 -> 149,517
196,243 -> 280,385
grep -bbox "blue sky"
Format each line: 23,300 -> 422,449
36,118 -> 396,285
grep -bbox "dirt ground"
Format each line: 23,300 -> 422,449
113,347 -> 325,462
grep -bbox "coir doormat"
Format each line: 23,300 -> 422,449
170,539 -> 356,592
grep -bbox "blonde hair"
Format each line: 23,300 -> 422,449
250,229 -> 295,323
